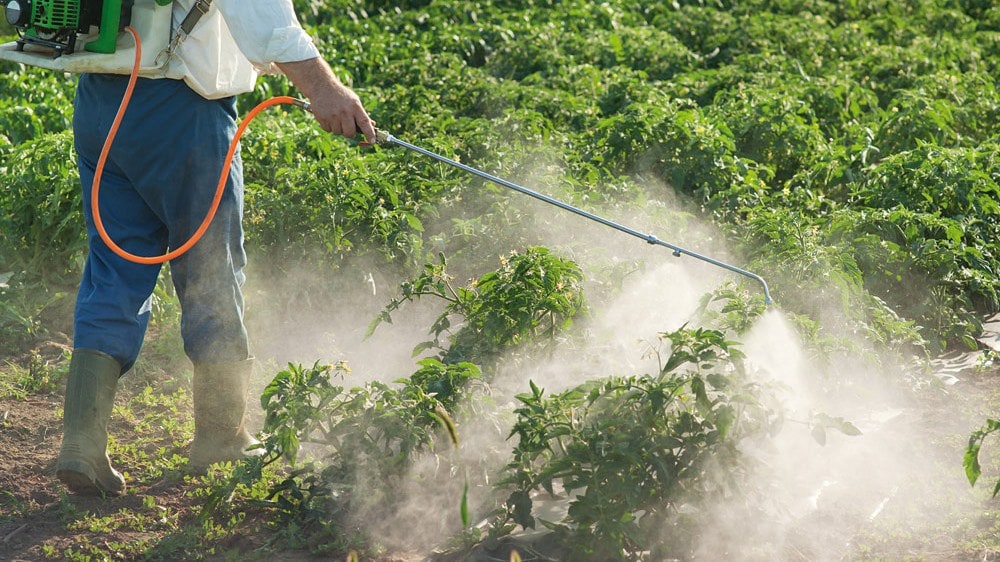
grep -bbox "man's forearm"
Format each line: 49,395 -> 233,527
276,57 -> 340,99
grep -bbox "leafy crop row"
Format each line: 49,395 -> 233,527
260,0 -> 1000,351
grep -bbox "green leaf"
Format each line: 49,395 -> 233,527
507,490 -> 535,530
964,441 -> 982,487
836,421 -> 863,437
811,424 -> 827,446
460,479 -> 470,527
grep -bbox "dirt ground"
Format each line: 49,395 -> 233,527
4,334 -> 1000,561
0,335 -> 325,562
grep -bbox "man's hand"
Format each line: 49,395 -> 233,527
276,57 -> 376,144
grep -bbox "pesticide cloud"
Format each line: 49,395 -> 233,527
679,287 -> 981,560
244,251 -> 440,384
327,169 -> 763,551
246,161 -> 765,552
241,154 -> 977,558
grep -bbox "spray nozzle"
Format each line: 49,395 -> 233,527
359,128 -> 393,147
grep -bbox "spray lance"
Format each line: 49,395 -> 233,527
357,129 -> 775,305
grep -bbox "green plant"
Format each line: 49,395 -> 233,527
0,349 -> 69,400
370,247 -> 586,366
241,113 -> 435,267
0,68 -> 75,149
694,284 -> 768,334
0,131 -> 85,285
495,326 -> 781,560
0,490 -> 28,522
965,419 -> 1000,498
204,246 -> 588,552
200,360 -> 468,554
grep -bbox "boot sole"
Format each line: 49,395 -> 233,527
56,467 -> 123,497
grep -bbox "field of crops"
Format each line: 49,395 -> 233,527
2,1 -> 1000,560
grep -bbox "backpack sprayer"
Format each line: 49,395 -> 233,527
0,3 -> 773,304
1,0 -> 173,72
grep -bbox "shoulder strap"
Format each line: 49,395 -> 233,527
177,0 -> 214,37
155,0 -> 215,66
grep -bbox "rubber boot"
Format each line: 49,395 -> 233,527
189,359 -> 262,470
56,349 -> 126,497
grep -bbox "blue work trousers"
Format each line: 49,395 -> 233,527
73,74 -> 249,373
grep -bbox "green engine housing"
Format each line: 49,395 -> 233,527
4,0 -> 135,56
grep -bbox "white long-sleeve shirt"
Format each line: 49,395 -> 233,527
164,0 -> 321,99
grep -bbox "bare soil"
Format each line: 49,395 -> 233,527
0,337 -> 384,562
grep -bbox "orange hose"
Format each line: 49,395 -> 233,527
92,27 -> 298,264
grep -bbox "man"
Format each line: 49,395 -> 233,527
56,0 -> 375,496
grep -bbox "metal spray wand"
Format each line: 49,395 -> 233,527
363,127 -> 774,305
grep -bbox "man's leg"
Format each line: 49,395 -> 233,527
107,78 -> 258,468
56,349 -> 126,496
60,74 -> 170,496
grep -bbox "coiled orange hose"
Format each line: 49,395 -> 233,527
91,27 -> 299,264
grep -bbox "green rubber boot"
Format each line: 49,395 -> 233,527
189,359 -> 262,470
56,349 -> 126,497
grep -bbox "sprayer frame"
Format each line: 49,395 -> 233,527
368,129 -> 773,305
